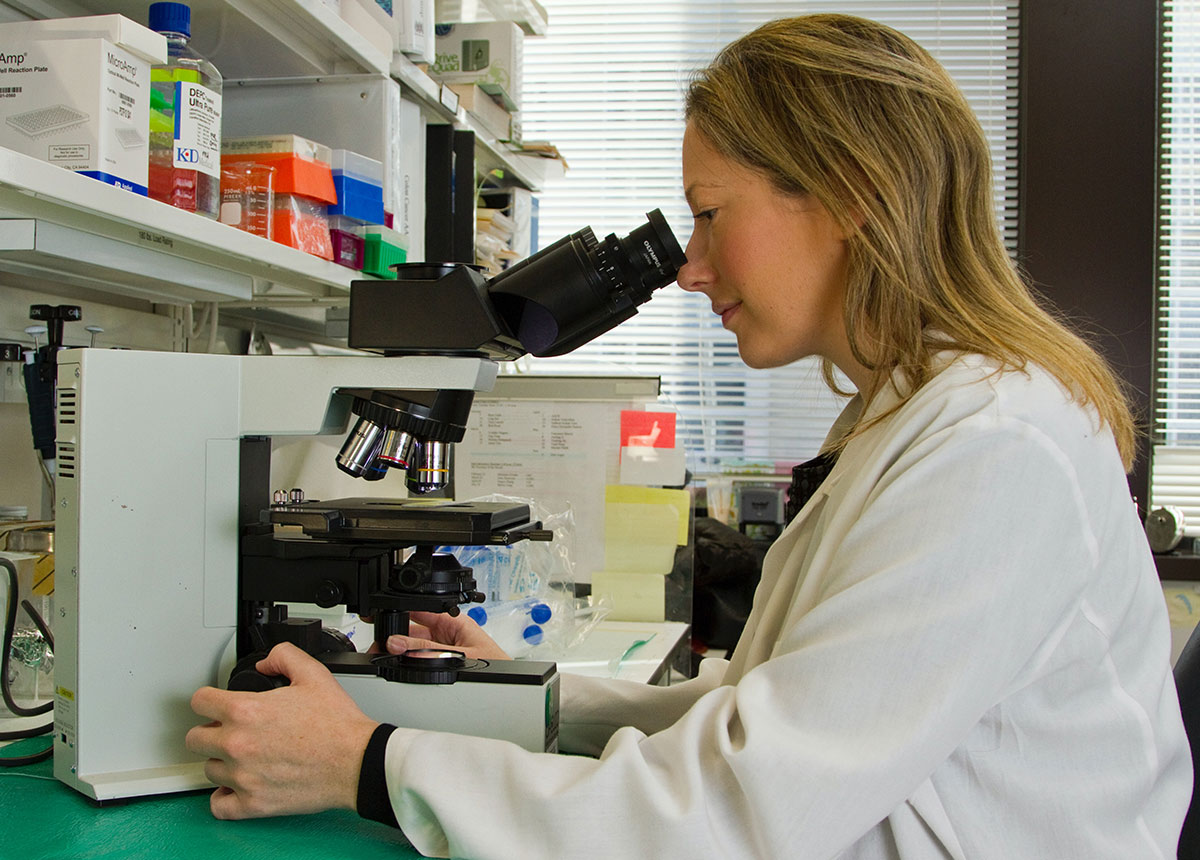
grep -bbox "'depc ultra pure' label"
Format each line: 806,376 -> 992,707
172,80 -> 220,178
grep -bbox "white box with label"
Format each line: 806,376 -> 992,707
431,21 -> 523,110
397,0 -> 434,63
0,14 -> 165,61
0,17 -> 166,194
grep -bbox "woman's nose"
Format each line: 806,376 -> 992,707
677,259 -> 703,292
676,240 -> 709,293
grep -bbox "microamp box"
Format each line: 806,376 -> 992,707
0,15 -> 166,193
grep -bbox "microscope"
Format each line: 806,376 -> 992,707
51,210 -> 684,800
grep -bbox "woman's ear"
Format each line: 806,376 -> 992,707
840,175 -> 876,237
851,184 -> 878,232
833,205 -> 868,241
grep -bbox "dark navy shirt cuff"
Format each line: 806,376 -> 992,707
357,722 -> 399,828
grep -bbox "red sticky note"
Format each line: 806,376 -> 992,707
620,411 -> 676,449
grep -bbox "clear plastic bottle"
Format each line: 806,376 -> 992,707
147,2 -> 222,218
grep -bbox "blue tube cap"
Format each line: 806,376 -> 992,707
467,606 -> 487,625
529,602 -> 552,624
149,2 -> 191,37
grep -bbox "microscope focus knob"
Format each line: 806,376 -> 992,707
228,670 -> 290,692
315,579 -> 344,608
227,653 -> 290,692
375,650 -> 468,685
396,566 -> 424,590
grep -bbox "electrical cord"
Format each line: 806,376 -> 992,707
37,456 -> 54,501
18,598 -> 53,653
0,558 -> 53,766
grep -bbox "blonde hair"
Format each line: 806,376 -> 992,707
685,14 -> 1137,469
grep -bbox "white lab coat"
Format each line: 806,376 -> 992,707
381,353 -> 1192,859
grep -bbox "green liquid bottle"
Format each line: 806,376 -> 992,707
147,2 -> 222,218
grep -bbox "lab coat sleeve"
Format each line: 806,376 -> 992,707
381,410 -> 1113,859
558,657 -> 730,755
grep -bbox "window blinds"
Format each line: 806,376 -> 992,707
1154,0 -> 1200,526
515,1 -> 1021,471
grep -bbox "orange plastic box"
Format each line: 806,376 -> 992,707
242,152 -> 336,204
220,152 -> 335,204
272,193 -> 333,261
220,150 -> 335,258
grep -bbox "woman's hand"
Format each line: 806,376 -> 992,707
384,610 -> 511,661
185,642 -> 379,819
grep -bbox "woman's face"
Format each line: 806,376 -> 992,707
677,124 -> 866,389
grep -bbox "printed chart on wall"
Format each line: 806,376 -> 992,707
455,398 -> 626,582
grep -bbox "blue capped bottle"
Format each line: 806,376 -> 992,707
147,2 -> 222,218
467,599 -> 552,657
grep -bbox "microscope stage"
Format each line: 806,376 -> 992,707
265,498 -> 545,545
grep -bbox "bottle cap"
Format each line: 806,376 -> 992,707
522,624 -> 544,645
529,602 -> 551,624
149,2 -> 191,38
467,606 -> 487,625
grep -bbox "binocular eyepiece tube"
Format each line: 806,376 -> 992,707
347,209 -> 685,361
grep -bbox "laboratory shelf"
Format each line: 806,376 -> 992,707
0,148 -> 360,305
391,54 -> 543,190
0,0 -> 551,309
69,0 -> 391,78
437,0 -> 550,35
63,0 -> 544,191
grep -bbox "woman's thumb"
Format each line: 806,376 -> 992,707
386,634 -> 443,655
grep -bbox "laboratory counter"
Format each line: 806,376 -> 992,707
1,621 -> 691,859
2,746 -> 421,859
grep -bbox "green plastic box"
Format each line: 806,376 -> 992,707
361,231 -> 408,278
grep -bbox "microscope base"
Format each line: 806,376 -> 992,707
334,657 -> 559,754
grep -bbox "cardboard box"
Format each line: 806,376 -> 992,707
448,83 -> 511,142
431,21 -> 523,110
0,17 -> 167,193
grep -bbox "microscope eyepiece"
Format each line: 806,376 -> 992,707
472,208 -> 686,357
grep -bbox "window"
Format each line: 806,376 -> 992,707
516,1 -> 1021,472
1154,0 -> 1200,525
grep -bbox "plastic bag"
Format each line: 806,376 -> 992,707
443,494 -> 590,658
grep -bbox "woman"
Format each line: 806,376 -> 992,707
188,15 -> 1191,858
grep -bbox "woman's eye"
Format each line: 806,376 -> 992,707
693,209 -> 715,221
